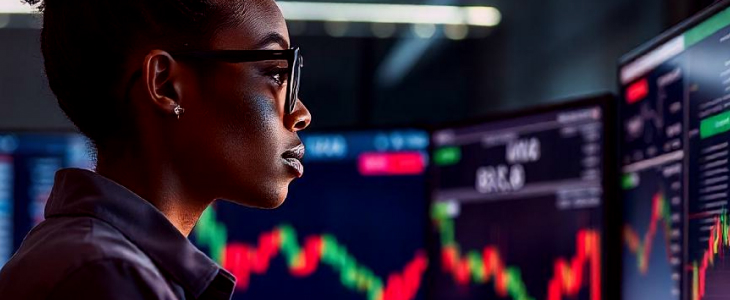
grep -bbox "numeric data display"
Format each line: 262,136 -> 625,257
429,104 -> 606,300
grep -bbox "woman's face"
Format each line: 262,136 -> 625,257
172,0 -> 311,208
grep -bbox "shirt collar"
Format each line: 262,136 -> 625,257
45,168 -> 235,299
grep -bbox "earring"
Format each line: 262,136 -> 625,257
173,104 -> 185,120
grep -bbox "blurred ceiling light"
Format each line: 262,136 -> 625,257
277,2 -> 501,27
2,1 -> 502,28
0,1 -> 37,14
371,23 -> 396,39
444,24 -> 469,40
324,21 -> 349,37
412,23 -> 436,39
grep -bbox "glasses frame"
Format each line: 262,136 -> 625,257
169,47 -> 302,115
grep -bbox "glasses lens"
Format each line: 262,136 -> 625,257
289,55 -> 302,113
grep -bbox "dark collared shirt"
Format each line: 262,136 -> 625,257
0,168 -> 235,299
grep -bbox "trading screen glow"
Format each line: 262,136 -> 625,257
0,133 -> 92,268
619,3 -> 730,299
429,105 -> 605,300
192,130 -> 430,300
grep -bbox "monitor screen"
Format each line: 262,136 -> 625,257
618,1 -> 730,299
0,132 -> 93,267
428,100 -> 608,300
192,129 -> 430,300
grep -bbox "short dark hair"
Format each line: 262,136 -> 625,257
23,0 -> 241,149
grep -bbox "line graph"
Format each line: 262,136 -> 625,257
431,202 -> 601,300
691,210 -> 730,300
194,207 -> 428,300
623,191 -> 673,274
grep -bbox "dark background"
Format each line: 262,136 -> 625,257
0,0 -> 718,131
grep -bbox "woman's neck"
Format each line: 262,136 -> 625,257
95,149 -> 210,237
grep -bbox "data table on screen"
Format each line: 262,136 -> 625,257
0,133 -> 93,268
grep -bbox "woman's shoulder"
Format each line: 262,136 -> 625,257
0,215 -> 166,299
23,215 -> 155,266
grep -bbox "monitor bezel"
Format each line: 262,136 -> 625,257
425,93 -> 619,300
618,0 -> 730,69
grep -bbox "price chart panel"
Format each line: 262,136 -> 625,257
685,9 -> 730,300
192,130 -> 430,300
619,41 -> 686,300
429,104 -> 605,300
618,3 -> 730,299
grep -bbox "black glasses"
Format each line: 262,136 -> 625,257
169,47 -> 303,115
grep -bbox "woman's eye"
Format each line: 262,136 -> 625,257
269,69 -> 288,86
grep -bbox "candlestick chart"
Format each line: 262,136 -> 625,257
428,103 -> 606,300
428,199 -> 602,300
195,207 -> 428,300
190,130 -> 430,300
690,209 -> 730,300
621,168 -> 683,300
623,192 -> 672,275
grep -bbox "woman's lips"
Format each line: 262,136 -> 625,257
282,157 -> 304,177
282,144 -> 305,177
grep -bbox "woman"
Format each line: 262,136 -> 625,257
0,0 -> 311,299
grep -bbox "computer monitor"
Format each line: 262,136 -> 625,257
427,95 -> 615,300
191,129 -> 430,300
618,1 -> 730,299
0,132 -> 93,267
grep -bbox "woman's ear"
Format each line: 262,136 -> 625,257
143,50 -> 183,116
